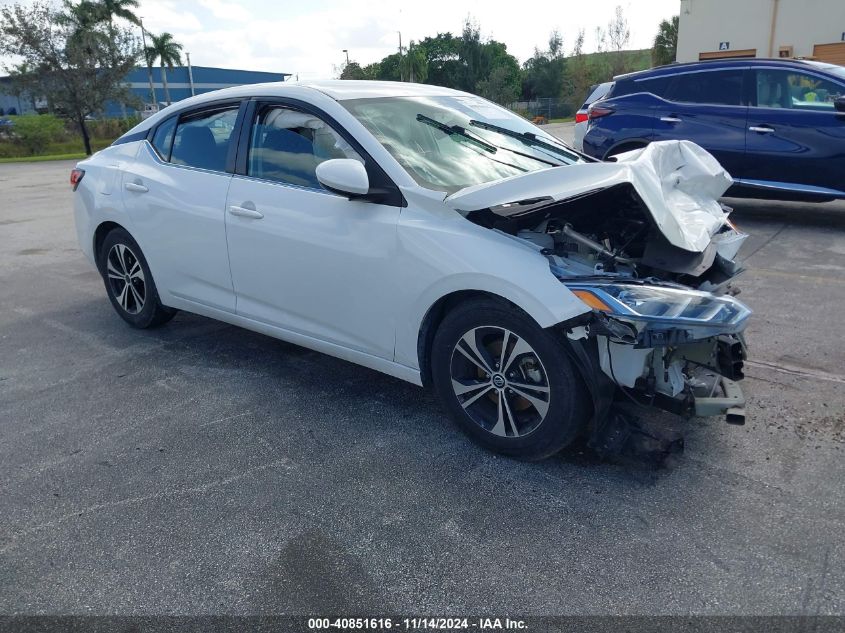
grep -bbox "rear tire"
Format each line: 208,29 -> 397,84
430,299 -> 590,461
99,228 -> 176,329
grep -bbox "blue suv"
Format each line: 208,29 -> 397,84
582,58 -> 845,201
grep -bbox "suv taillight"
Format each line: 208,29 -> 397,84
588,104 -> 615,121
70,168 -> 85,191
575,112 -> 589,123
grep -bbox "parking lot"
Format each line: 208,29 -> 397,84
1,154 -> 844,615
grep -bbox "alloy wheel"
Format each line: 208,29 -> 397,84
105,243 -> 146,315
449,326 -> 551,438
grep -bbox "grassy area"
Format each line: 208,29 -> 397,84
547,117 -> 575,124
0,137 -> 113,160
0,152 -> 87,164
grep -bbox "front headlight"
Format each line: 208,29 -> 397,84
567,282 -> 751,330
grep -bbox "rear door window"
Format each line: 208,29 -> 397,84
754,69 -> 845,109
665,70 -> 745,106
171,106 -> 240,172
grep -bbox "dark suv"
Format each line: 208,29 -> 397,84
582,58 -> 845,201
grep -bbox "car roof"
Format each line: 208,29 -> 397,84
125,80 -> 474,135
614,57 -> 837,82
172,80 -> 468,104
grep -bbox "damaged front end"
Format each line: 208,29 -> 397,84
450,141 -> 753,443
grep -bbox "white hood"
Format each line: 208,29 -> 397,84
445,140 -> 734,253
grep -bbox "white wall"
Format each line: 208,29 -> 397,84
677,0 -> 845,62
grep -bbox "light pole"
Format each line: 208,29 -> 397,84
342,49 -> 350,65
397,31 -> 403,81
139,17 -> 157,108
186,51 -> 195,96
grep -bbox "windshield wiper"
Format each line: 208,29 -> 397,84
416,114 -> 497,153
417,113 -> 562,168
468,120 -> 578,162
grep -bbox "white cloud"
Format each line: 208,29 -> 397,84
1,0 -> 679,78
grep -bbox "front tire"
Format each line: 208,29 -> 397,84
430,299 -> 589,461
99,228 -> 175,329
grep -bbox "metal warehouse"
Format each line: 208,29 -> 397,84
0,65 -> 290,117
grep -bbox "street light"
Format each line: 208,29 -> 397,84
342,49 -> 350,65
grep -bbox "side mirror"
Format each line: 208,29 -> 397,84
835,96 -> 845,113
316,159 -> 370,197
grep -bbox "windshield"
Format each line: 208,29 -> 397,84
341,95 -> 580,194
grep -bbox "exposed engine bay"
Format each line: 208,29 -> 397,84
465,181 -> 747,294
455,142 -> 752,453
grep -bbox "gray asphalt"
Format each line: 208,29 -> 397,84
0,157 -> 843,616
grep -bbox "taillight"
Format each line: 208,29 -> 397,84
588,104 -> 615,120
575,112 -> 589,123
70,168 -> 85,191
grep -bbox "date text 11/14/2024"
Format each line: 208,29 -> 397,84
308,617 -> 528,630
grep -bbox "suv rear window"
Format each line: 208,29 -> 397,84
665,70 -> 745,106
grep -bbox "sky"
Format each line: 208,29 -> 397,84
1,0 -> 680,79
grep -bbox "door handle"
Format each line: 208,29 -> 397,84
748,126 -> 775,133
228,205 -> 264,219
660,116 -> 682,123
124,182 -> 148,193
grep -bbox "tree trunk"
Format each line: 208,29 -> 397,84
146,65 -> 157,106
161,65 -> 171,105
78,114 -> 92,156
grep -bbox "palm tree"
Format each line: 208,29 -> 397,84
146,32 -> 183,105
100,0 -> 140,26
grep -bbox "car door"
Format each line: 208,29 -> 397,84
120,102 -> 243,312
223,100 -> 402,359
743,67 -> 845,195
651,67 -> 749,177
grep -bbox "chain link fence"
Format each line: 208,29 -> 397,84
507,98 -> 574,122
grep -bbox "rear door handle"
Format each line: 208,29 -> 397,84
660,116 -> 682,123
228,205 -> 264,219
748,126 -> 775,133
124,182 -> 148,193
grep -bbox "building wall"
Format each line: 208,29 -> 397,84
109,65 -> 289,116
0,66 -> 289,117
677,0 -> 845,62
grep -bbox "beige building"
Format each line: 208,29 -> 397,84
677,0 -> 845,65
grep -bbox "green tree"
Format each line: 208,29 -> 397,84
99,0 -> 140,26
339,61 -> 367,80
568,29 -> 591,109
0,1 -> 141,154
146,31 -> 182,105
402,41 -> 428,83
652,15 -> 678,66
475,66 -> 518,105
521,30 -> 569,100
607,5 -> 631,76
417,33 -> 461,88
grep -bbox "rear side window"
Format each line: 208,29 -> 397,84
151,116 -> 176,160
171,106 -> 239,172
665,70 -> 745,106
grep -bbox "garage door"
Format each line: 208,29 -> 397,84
813,42 -> 845,66
699,49 -> 757,61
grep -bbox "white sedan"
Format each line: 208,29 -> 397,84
72,81 -> 751,460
